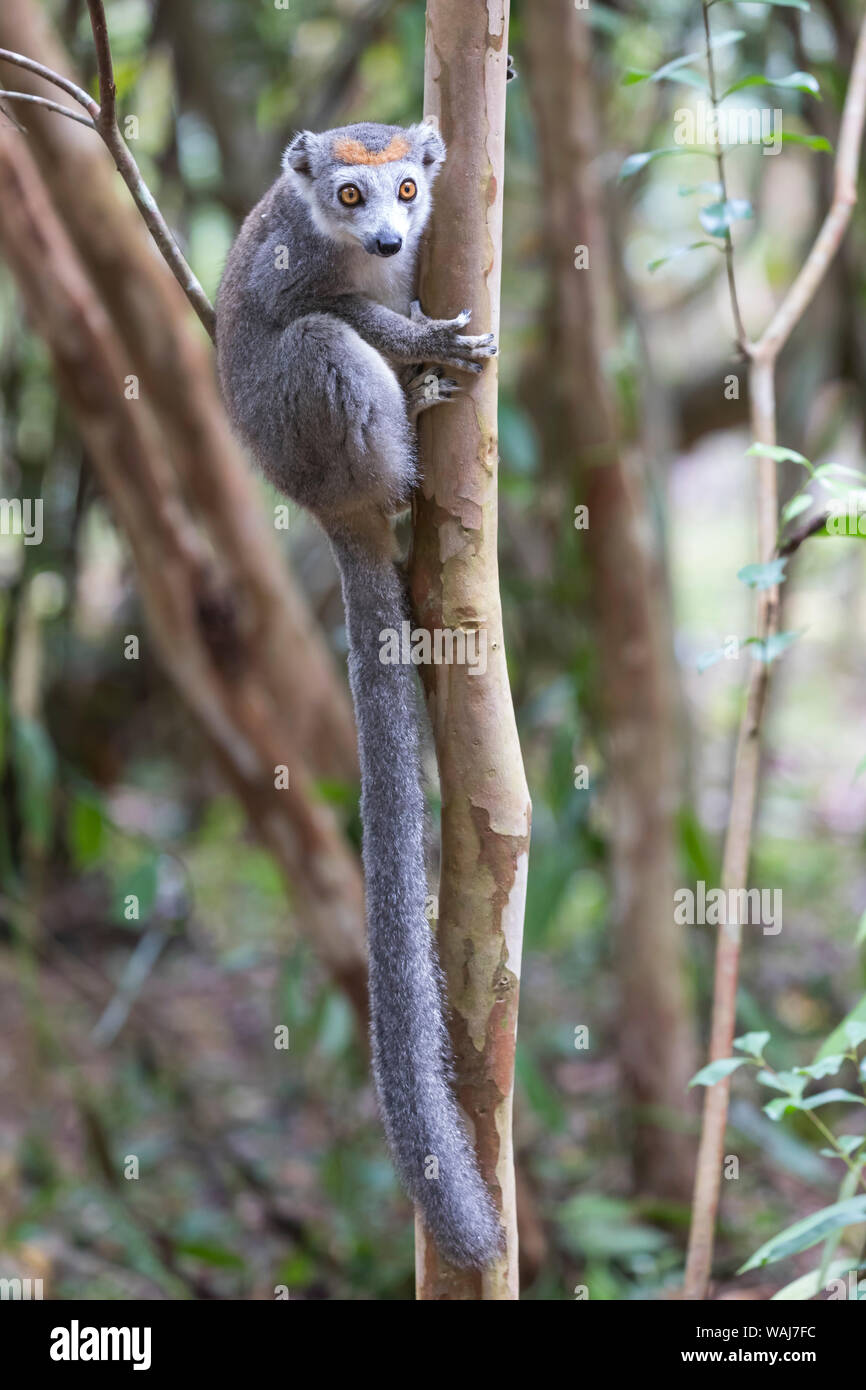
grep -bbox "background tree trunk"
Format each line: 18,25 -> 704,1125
524,0 -> 698,1202
410,0 -> 529,1300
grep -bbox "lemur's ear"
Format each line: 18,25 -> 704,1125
283,131 -> 316,178
411,121 -> 446,170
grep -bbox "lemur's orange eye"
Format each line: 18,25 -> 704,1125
398,179 -> 417,202
338,184 -> 362,207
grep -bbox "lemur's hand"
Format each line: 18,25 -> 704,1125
409,301 -> 498,375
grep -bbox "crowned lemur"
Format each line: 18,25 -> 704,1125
216,121 -> 501,1267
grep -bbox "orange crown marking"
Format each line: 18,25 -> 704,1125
332,134 -> 410,166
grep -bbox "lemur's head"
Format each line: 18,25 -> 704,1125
282,121 -> 446,257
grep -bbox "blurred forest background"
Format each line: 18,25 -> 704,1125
1,0 -> 866,1300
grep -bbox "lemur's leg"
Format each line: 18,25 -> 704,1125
404,368 -> 460,422
279,314 -> 415,517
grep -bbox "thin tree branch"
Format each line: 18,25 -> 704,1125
684,12 -> 866,1301
0,6 -> 216,339
701,0 -> 749,355
777,508 -> 832,557
758,17 -> 866,362
0,45 -> 97,114
0,90 -> 95,127
86,0 -> 116,123
84,0 -> 213,337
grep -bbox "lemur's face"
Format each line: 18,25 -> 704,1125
283,122 -> 446,258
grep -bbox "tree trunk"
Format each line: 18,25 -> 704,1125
409,0 -> 530,1300
524,0 -> 698,1202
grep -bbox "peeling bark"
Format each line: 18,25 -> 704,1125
410,0 -> 529,1301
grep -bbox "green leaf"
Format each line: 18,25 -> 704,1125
800,1089 -> 866,1111
845,1021 -> 866,1050
772,1258 -> 856,1301
689,1057 -> 748,1087
746,630 -> 802,664
764,1096 -> 803,1120
781,131 -> 832,153
623,66 -> 709,93
699,198 -> 754,237
11,715 -> 57,854
619,147 -> 695,181
856,910 -> 866,945
739,1197 -> 866,1273
734,1031 -> 771,1059
819,1136 -> 864,1158
757,1069 -> 807,1098
819,1167 -> 863,1286
817,476 -> 852,499
816,998 -> 866,1060
795,1056 -> 846,1081
781,493 -> 812,524
813,463 -> 866,481
746,443 -> 811,468
738,558 -> 787,590
68,793 -> 106,869
648,241 -> 723,273
175,1240 -> 244,1270
715,0 -> 810,9
723,70 -> 820,100
627,30 -> 745,89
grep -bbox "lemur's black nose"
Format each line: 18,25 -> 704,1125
375,236 -> 402,257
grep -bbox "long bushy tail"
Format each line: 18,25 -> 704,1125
330,526 -> 502,1268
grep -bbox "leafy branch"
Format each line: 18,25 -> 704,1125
700,0 -> 748,351
621,0 -> 866,1300
691,1025 -> 866,1294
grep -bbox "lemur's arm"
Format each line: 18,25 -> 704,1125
320,295 -> 497,373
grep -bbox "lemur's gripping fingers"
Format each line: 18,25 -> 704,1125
408,300 -> 498,374
441,330 -> 497,375
405,369 -> 460,421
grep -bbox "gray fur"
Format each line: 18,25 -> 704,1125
215,121 -> 502,1267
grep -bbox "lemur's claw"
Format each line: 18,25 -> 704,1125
437,377 -> 460,397
446,330 -> 499,371
465,332 -> 496,353
442,358 -> 484,375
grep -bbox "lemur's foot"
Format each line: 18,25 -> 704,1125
409,300 -> 498,375
405,368 -> 460,420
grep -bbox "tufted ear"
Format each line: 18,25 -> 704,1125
411,120 -> 446,170
282,131 -> 316,178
